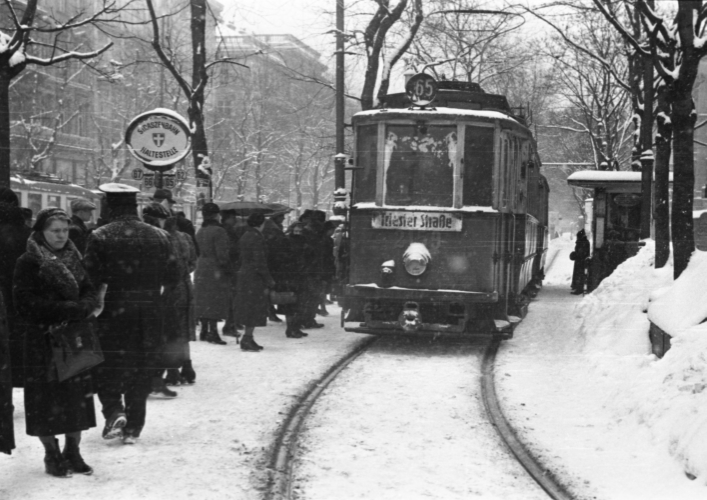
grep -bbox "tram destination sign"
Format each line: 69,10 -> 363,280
372,211 -> 462,232
125,108 -> 192,172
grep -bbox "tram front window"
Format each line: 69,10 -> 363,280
384,124 -> 456,206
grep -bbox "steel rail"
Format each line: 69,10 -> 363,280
481,339 -> 577,500
265,336 -> 378,500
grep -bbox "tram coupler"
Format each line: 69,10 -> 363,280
398,302 -> 422,332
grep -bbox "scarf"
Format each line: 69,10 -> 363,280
26,232 -> 84,301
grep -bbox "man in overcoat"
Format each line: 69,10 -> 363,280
0,290 -> 14,455
0,188 -> 31,388
68,198 -> 96,255
84,183 -> 176,444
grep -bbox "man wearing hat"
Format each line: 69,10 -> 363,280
84,183 -> 177,445
69,198 -> 96,254
193,202 -> 231,345
153,188 -> 198,254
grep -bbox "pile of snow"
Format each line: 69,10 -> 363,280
575,241 -> 707,481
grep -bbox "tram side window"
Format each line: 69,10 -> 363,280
385,124 -> 456,206
353,125 -> 378,203
47,195 -> 61,209
463,126 -> 494,206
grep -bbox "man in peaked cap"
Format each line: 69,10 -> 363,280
84,183 -> 177,445
69,198 -> 97,254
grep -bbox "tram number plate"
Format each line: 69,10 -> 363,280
372,211 -> 462,232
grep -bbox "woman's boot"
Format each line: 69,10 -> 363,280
285,316 -> 305,338
63,435 -> 93,475
41,437 -> 71,478
206,320 -> 227,345
180,360 -> 196,384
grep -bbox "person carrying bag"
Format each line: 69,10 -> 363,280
13,208 -> 101,478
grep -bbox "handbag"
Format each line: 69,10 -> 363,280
269,291 -> 297,305
46,319 -> 104,382
569,251 -> 576,261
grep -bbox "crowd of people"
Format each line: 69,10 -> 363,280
0,184 -> 339,479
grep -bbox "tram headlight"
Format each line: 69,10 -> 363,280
403,242 -> 431,276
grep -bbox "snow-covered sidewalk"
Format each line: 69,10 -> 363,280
496,237 -> 707,500
1,313 -> 367,500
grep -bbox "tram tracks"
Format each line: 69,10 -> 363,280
265,335 -> 579,500
481,339 -> 576,500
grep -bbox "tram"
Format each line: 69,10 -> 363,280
340,75 -> 549,339
10,174 -> 196,224
10,174 -> 102,223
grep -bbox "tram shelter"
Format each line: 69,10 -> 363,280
567,171 -> 646,292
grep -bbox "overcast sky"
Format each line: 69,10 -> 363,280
221,0 -> 335,56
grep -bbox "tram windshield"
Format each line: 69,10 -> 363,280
384,124 -> 456,206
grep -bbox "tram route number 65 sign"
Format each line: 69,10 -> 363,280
406,73 -> 438,107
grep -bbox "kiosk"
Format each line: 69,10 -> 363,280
567,171 -> 645,291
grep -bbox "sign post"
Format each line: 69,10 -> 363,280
125,108 -> 192,196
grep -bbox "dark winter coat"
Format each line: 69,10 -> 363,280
176,214 -> 199,257
0,202 -> 31,388
571,231 -> 591,291
84,215 -> 175,378
163,217 -> 197,345
194,220 -> 232,320
13,235 -> 99,437
68,215 -> 91,255
0,290 -> 14,454
284,232 -> 315,318
263,219 -> 290,286
223,223 -> 243,283
235,228 -> 275,327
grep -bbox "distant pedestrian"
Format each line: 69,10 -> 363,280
283,222 -> 310,338
143,203 -> 198,388
0,187 -> 31,388
194,203 -> 231,345
570,229 -> 590,295
84,184 -> 176,445
235,213 -> 275,351
13,208 -> 100,476
153,189 -> 198,255
20,208 -> 32,228
221,209 -> 242,338
69,198 -> 97,255
263,212 -> 289,324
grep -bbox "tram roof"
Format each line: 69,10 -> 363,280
354,107 -> 525,128
568,170 -> 673,190
10,175 -> 97,199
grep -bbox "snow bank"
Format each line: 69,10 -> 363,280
648,251 -> 707,335
576,242 -> 707,482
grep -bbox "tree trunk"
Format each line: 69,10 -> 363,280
654,85 -> 671,269
190,0 -> 210,198
670,95 -> 695,277
639,49 -> 654,239
0,70 -> 11,188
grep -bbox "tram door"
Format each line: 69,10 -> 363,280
494,132 -> 516,318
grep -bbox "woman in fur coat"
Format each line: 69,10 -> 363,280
13,208 -> 99,477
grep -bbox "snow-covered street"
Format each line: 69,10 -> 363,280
3,236 -> 707,499
292,337 -> 547,500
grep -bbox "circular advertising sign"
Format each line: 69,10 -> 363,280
125,108 -> 192,172
405,73 -> 438,107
